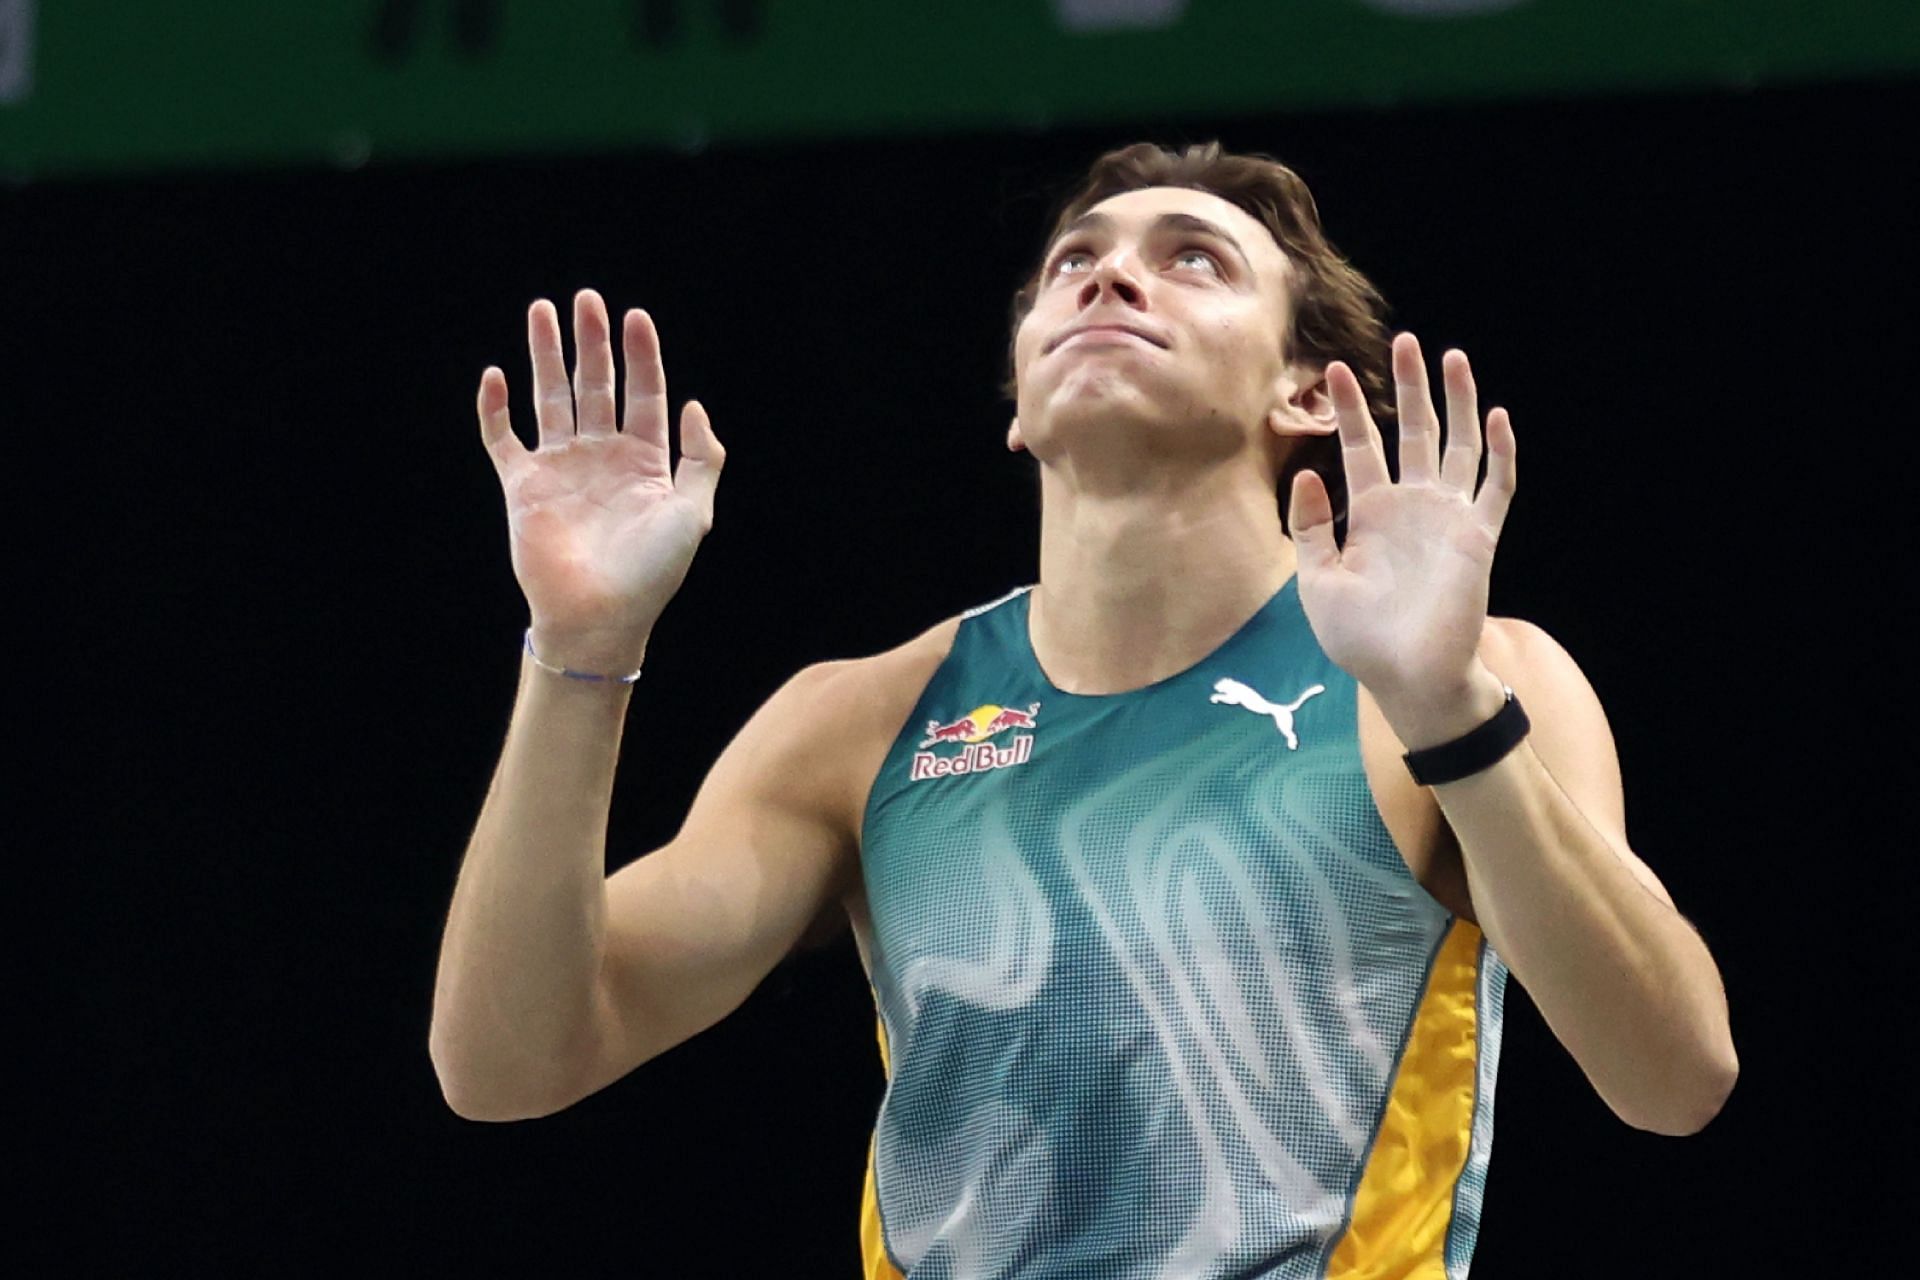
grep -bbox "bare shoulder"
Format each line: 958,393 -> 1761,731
1478,614 -> 1602,745
760,614 -> 962,848
800,615 -> 961,743
667,613 -> 962,840
1479,614 -> 1531,666
757,614 -> 961,952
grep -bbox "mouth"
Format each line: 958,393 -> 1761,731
1045,324 -> 1168,354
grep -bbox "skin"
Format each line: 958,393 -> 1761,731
841,184 -> 1490,938
979,185 -> 1731,1133
437,184 -> 1734,1137
1007,186 -> 1340,698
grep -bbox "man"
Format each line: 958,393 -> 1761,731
430,141 -> 1737,1278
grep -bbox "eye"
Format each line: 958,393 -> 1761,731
1050,248 -> 1094,277
1172,247 -> 1222,275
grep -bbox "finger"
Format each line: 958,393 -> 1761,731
671,400 -> 726,530
1329,360 -> 1391,496
572,289 -> 618,439
1473,407 -> 1518,535
1392,333 -> 1441,485
527,298 -> 574,448
476,365 -> 527,474
622,308 -> 671,470
1287,468 -> 1341,576
1438,348 -> 1483,492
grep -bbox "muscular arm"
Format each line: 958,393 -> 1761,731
1379,618 -> 1739,1136
428,658 -> 860,1122
427,652 -> 634,1120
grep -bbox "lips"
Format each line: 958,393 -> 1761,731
1045,323 -> 1168,354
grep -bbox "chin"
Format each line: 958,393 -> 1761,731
1025,381 -> 1157,440
1023,378 -> 1248,464
1025,406 -> 1209,466
1038,363 -> 1166,415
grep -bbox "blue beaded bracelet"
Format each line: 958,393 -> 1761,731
523,628 -> 643,685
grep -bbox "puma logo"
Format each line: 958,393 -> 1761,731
1209,678 -> 1325,750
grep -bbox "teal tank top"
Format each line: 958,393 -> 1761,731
858,579 -> 1508,1280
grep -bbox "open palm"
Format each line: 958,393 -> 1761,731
1286,333 -> 1515,703
477,290 -> 724,669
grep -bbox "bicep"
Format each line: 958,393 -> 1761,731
577,665 -> 860,1093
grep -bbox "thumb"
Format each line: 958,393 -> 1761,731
1288,469 -> 1340,576
672,399 -> 725,527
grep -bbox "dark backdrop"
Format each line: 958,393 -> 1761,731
14,77 -> 1909,1276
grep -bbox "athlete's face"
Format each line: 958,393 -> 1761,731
1009,186 -> 1332,465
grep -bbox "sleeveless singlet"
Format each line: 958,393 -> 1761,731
857,579 -> 1507,1280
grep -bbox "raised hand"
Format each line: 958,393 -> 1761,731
1285,333 -> 1516,708
478,289 -> 725,672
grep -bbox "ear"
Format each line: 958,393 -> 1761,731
1007,417 -> 1027,453
1267,367 -> 1338,439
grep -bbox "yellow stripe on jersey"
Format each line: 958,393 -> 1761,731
1327,918 -> 1487,1278
862,1012 -> 907,1280
861,1133 -> 906,1280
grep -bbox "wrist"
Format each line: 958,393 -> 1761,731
524,623 -> 649,684
1372,663 -> 1509,752
527,617 -> 650,668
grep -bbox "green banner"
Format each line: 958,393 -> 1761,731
3,1 -> 1915,179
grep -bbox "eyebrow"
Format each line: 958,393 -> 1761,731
1050,210 -> 1254,273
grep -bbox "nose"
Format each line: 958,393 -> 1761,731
1077,249 -> 1146,310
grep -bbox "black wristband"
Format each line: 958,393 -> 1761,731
1401,685 -> 1530,786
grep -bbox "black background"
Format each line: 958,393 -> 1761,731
12,76 -> 1910,1276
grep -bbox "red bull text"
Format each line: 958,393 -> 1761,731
910,701 -> 1040,781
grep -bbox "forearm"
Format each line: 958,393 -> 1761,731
1444,745 -> 1734,1133
1386,673 -> 1737,1136
428,650 -> 635,1120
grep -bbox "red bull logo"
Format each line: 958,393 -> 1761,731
911,701 -> 1041,781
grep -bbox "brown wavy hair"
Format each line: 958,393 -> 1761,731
1005,141 -> 1397,546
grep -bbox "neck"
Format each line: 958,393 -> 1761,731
1028,463 -> 1297,695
